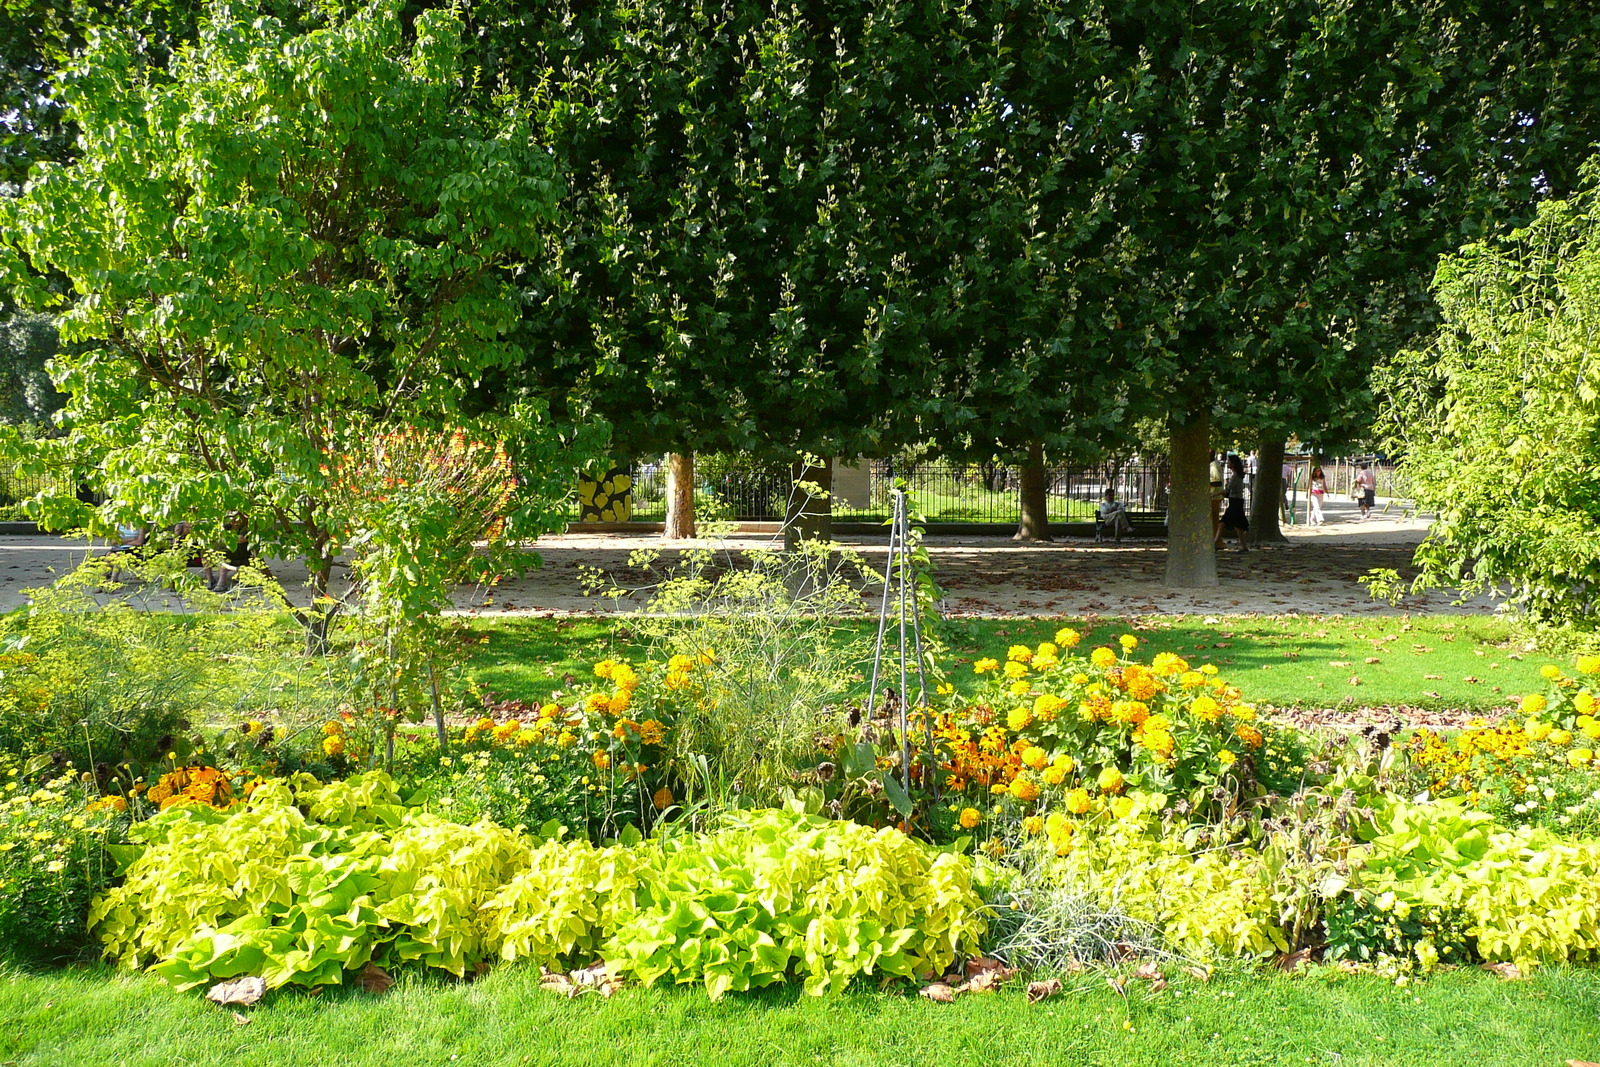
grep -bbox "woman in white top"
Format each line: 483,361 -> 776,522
1307,465 -> 1326,526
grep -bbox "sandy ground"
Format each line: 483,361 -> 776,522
0,495 -> 1494,620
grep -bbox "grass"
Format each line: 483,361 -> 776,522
3,962 -> 1596,1066
460,613 -> 1543,714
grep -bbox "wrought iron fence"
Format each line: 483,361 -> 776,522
571,458 -> 1172,526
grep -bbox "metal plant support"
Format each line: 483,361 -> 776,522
867,490 -> 937,798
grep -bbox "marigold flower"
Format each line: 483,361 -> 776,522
1568,748 -> 1594,767
1033,694 -> 1067,722
1521,693 -> 1549,716
1179,671 -> 1205,690
1007,706 -> 1033,731
1008,644 -> 1033,663
594,660 -> 616,679
1041,765 -> 1066,786
959,807 -> 982,829
1022,815 -> 1044,836
1096,767 -> 1124,794
667,654 -> 696,673
1009,777 -> 1040,802
492,720 -> 520,743
1583,720 -> 1600,741
1234,723 -> 1264,749
990,782 -> 1009,795
652,787 -> 674,810
538,703 -> 559,719
1054,627 -> 1082,648
1548,729 -> 1573,746
322,721 -> 345,736
638,719 -> 667,745
1071,672 -> 1089,685
1090,647 -> 1117,669
974,658 -> 1000,674
1525,718 -> 1553,741
514,729 -> 538,748
1033,652 -> 1060,671
323,734 -> 345,757
1022,746 -> 1048,770
592,750 -> 610,771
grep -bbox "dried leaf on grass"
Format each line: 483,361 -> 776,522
230,1012 -> 252,1026
1104,976 -> 1127,997
1276,948 -> 1312,974
1183,966 -> 1212,983
1482,962 -> 1523,980
1132,961 -> 1163,981
205,977 -> 265,1006
540,961 -> 624,998
1025,979 -> 1063,1004
958,971 -> 1005,994
919,982 -> 958,1004
354,963 -> 393,995
964,957 -> 1016,981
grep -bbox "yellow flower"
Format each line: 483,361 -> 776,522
492,720 -> 520,743
1217,749 -> 1237,766
1022,746 -> 1048,770
1234,723 -> 1264,749
667,654 -> 696,673
611,664 -> 641,692
538,703 -> 560,719
1090,647 -> 1117,669
607,690 -> 632,716
1096,767 -> 1124,794
1568,749 -> 1593,767
1151,652 -> 1189,677
990,782 -> 1009,795
1521,693 -> 1549,715
638,719 -> 667,745
1540,664 -> 1564,681
1119,634 -> 1138,652
1010,777 -> 1040,802
1584,720 -> 1600,741
322,721 -> 344,736
1525,718 -> 1553,742
1575,692 -> 1598,715
1041,765 -> 1067,786
1008,644 -> 1033,663
1036,641 -> 1059,658
937,682 -> 954,696
959,807 -> 981,829
1055,628 -> 1082,648
1022,815 -> 1044,836
1200,665 -> 1219,676
1033,694 -> 1067,722
1033,652 -> 1060,671
1071,672 -> 1089,685
974,658 -> 1000,674
592,750 -> 611,771
1007,706 -> 1033,731
594,660 -> 616,679
513,729 -> 538,748
1179,671 -> 1205,690
1004,661 -> 1030,680
652,787 -> 674,810
322,734 -> 345,757
1008,679 -> 1032,696
1576,655 -> 1600,675
1548,729 -> 1573,746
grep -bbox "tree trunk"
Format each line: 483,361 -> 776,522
303,553 -> 335,655
664,452 -> 696,539
1250,436 -> 1290,545
1164,411 -> 1219,587
784,456 -> 833,550
1013,441 -> 1052,542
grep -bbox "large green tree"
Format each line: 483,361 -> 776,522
0,1 -> 601,648
1380,157 -> 1600,628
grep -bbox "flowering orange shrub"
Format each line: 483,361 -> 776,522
930,629 -> 1270,823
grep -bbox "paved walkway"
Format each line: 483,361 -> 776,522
0,495 -> 1491,619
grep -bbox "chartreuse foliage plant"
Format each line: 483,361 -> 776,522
90,775 -> 984,1000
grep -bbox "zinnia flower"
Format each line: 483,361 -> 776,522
974,658 -> 1000,674
1576,655 -> 1600,675
1521,693 -> 1549,715
1054,628 -> 1082,648
1119,634 -> 1138,652
1008,644 -> 1033,663
1007,706 -> 1033,731
1090,647 -> 1117,669
1022,746 -> 1048,770
1096,767 -> 1124,794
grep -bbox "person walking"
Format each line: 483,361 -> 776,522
1220,454 -> 1250,551
1307,465 -> 1327,526
1209,451 -> 1227,549
1355,463 -> 1377,520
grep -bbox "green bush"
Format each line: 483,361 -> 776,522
0,760 -> 126,962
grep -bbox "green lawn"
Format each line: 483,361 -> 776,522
3,962 -> 1595,1067
462,613 -> 1541,715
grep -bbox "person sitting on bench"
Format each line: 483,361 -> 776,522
1096,489 -> 1134,543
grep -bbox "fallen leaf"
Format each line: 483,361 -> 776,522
1276,948 -> 1312,974
958,970 -> 1005,994
1148,978 -> 1169,993
354,963 -> 393,995
1105,976 -> 1127,997
1364,657 -> 1381,664
1482,961 -> 1523,980
206,977 -> 265,1007
919,982 -> 958,1003
1329,660 -> 1351,667
230,1012 -> 252,1027
1133,961 -> 1163,981
1026,979 -> 1063,1004
1463,676 -> 1480,684
964,956 -> 1016,982
1348,676 -> 1362,686
1423,674 -> 1443,680
1183,965 -> 1212,983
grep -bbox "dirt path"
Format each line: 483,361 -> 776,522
0,495 -> 1490,621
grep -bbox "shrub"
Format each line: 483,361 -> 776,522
91,777 -> 986,1000
0,760 -> 126,962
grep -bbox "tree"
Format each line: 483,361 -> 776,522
0,1 -> 603,650
1379,157 -> 1600,629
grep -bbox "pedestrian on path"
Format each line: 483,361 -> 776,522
1221,454 -> 1250,551
1307,465 -> 1326,526
1355,464 -> 1377,520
